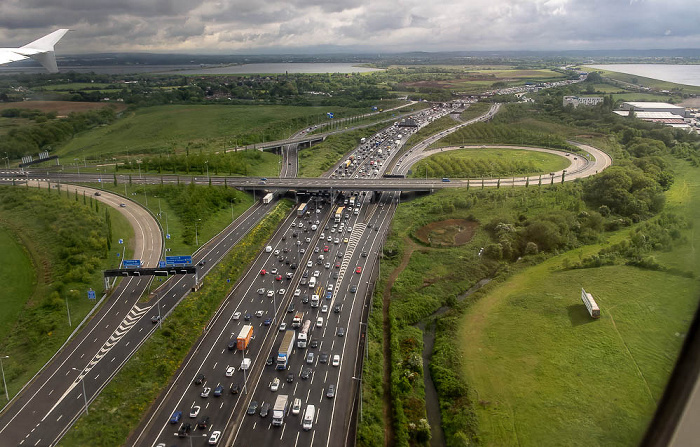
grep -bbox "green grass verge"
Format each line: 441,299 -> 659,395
0,185 -> 133,399
408,148 -> 570,179
0,225 -> 35,343
60,199 -> 293,447
459,102 -> 492,121
96,182 -> 254,255
298,123 -> 387,177
457,159 -> 700,446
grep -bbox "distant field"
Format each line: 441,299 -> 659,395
408,148 -> 570,179
37,83 -> 114,91
0,101 -> 126,115
0,226 -> 35,343
57,104 -> 361,160
583,67 -> 700,96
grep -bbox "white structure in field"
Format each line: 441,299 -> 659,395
563,96 -> 604,107
614,102 -> 691,129
581,288 -> 600,319
0,29 -> 69,73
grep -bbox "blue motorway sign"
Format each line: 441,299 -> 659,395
123,259 -> 142,268
118,239 -> 123,244
166,255 -> 193,266
87,289 -> 96,300
159,261 -> 166,268
166,233 -> 171,240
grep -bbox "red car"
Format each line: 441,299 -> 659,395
335,262 -> 341,268
260,269 -> 266,275
323,246 -> 329,252
355,266 -> 362,274
276,275 -> 282,281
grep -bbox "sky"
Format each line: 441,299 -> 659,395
1,0 -> 699,54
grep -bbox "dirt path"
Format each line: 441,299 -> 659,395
382,237 -> 422,447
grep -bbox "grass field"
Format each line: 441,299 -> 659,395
57,104 -> 364,160
408,148 -> 570,179
0,226 -> 36,343
457,160 -> 700,446
0,101 -> 126,115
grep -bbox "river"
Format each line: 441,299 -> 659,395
588,64 -> 700,87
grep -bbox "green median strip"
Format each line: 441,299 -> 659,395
60,199 -> 293,447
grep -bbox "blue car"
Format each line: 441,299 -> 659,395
325,291 -> 332,300
170,410 -> 182,424
263,318 -> 272,326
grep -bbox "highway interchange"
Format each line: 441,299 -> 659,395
0,100 -> 612,446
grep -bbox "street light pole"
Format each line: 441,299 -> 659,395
0,355 -> 9,401
65,295 -> 72,327
71,367 -> 88,415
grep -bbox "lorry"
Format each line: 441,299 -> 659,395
292,311 -> 304,328
271,394 -> 289,426
262,193 -> 274,204
360,137 -> 366,144
276,330 -> 296,370
297,320 -> 312,348
310,294 -> 320,308
344,160 -> 351,169
297,202 -> 308,217
236,325 -> 253,351
334,207 -> 345,223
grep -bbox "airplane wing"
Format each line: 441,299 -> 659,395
0,29 -> 69,73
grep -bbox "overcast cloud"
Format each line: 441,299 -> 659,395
0,0 -> 698,53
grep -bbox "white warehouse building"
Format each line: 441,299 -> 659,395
619,101 -> 688,118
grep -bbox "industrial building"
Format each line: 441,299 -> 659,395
613,101 -> 692,130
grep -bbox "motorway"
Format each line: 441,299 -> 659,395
0,183 -> 277,446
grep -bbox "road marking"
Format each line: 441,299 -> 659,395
56,414 -> 62,422
48,389 -> 53,396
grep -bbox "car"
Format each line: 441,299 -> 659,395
150,315 -> 161,324
197,415 -> 210,428
305,237 -> 311,243
278,256 -> 284,262
213,385 -> 223,397
225,365 -> 235,377
326,384 -> 336,398
230,382 -> 240,394
294,288 -> 301,297
198,260 -> 206,266
349,284 -> 357,293
334,304 -> 341,313
332,271 -> 339,279
170,410 -> 182,424
319,353 -> 329,364
260,402 -> 270,417
287,372 -> 295,382
332,354 -> 340,367
255,309 -> 264,317
266,356 -> 274,366
94,191 -> 101,196
325,291 -> 333,300
310,339 -> 319,349
247,400 -> 258,415
327,236 -> 332,242
314,246 -> 320,253
300,277 -> 307,285
283,247 -> 289,253
321,304 -> 328,313
278,288 -> 286,295
292,398 -> 302,415
307,260 -> 313,268
316,317 -> 323,327
330,228 -> 336,233
178,422 -> 192,438
270,268 -> 278,274
270,377 -> 280,391
302,295 -> 310,304
355,266 -> 362,274
334,238 -> 340,244
260,269 -> 266,275
194,373 -> 206,385
302,270 -> 309,278
323,245 -> 329,252
337,252 -> 344,258
327,284 -> 334,292
313,270 -> 320,277
344,238 -> 349,244
233,311 -> 242,320
200,387 -> 211,398
334,262 -> 341,268
361,251 -> 367,258
227,339 -> 236,351
301,367 -> 312,380
244,313 -> 252,321
273,249 -> 280,255
324,262 -> 331,269
286,272 -> 294,279
279,322 -> 287,331
263,317 -> 272,326
306,352 -> 315,363
208,430 -> 221,445
336,327 -> 345,337
275,275 -> 282,281
119,203 -> 126,207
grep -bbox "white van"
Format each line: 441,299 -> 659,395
308,277 -> 317,289
265,246 -> 273,253
240,358 -> 251,370
303,405 -> 316,431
